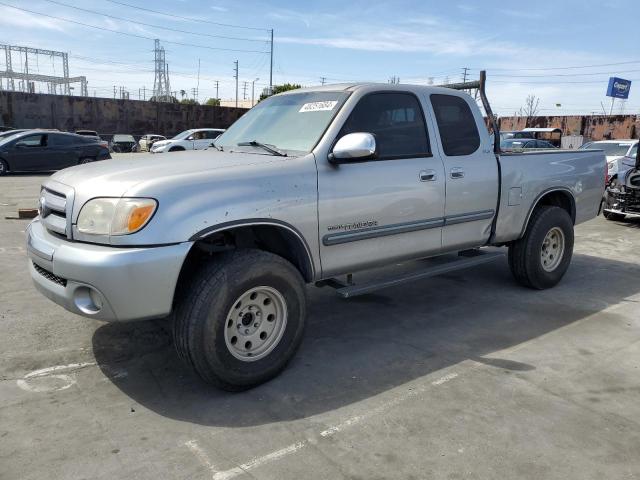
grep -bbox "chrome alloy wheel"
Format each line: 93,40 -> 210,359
540,227 -> 565,272
224,286 -> 288,362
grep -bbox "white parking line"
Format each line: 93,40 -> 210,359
185,440 -> 219,476
185,370 -> 461,480
431,372 -> 458,386
212,441 -> 307,480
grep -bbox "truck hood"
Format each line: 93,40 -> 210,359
47,149 -> 292,205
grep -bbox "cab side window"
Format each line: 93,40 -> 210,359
340,92 -> 430,159
430,94 -> 480,156
16,134 -> 46,147
49,134 -> 75,146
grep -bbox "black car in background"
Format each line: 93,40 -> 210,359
0,130 -> 111,175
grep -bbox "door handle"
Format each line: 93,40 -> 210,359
419,169 -> 437,182
450,167 -> 465,179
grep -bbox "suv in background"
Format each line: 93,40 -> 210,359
150,128 -> 224,153
75,130 -> 109,149
580,140 -> 638,180
0,130 -> 110,175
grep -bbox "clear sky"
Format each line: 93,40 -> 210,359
1,0 -> 639,115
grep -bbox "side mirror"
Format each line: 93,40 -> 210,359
329,133 -> 377,164
187,136 -> 195,141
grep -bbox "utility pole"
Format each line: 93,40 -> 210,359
462,67 -> 469,83
191,87 -> 198,101
196,58 -> 200,103
242,81 -> 248,101
113,85 -> 116,99
269,29 -> 274,95
252,77 -> 259,107
234,60 -> 239,108
215,80 -> 219,101
320,76 -> 326,86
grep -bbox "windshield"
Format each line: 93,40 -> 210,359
172,129 -> 195,140
586,142 -> 634,157
500,140 -> 526,149
628,144 -> 638,158
0,132 -> 24,145
215,91 -> 350,153
113,134 -> 135,142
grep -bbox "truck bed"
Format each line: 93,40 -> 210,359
492,149 -> 605,244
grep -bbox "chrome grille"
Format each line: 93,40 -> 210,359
33,262 -> 67,287
40,188 -> 68,237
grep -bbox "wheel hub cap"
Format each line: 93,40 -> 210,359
540,227 -> 565,272
224,286 -> 287,362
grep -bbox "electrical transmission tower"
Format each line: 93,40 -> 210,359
0,44 -> 87,96
152,39 -> 171,101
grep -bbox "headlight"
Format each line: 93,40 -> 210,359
77,198 -> 157,235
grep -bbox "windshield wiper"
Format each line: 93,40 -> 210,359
237,140 -> 287,157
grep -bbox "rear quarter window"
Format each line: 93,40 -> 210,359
430,94 -> 480,156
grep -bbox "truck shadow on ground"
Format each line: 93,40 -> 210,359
92,252 -> 640,427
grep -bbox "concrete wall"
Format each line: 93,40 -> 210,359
498,114 -> 640,141
0,92 -> 248,137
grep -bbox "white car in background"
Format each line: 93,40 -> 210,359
580,139 -> 638,179
138,134 -> 166,152
150,128 -> 225,153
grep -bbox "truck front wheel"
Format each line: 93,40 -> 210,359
508,206 -> 574,289
173,249 -> 306,391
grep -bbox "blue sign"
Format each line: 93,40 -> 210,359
606,77 -> 631,99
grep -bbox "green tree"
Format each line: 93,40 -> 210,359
259,83 -> 302,102
205,98 -> 221,106
180,98 -> 199,105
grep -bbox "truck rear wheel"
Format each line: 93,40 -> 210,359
173,249 -> 306,391
508,206 -> 574,289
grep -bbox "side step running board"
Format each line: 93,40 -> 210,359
327,250 -> 504,298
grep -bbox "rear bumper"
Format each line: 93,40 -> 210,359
27,219 -> 192,322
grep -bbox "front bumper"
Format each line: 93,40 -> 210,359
26,219 -> 192,322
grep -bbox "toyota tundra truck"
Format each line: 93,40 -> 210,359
26,72 -> 606,390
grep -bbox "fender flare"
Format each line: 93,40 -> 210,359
189,218 -> 316,280
519,187 -> 576,239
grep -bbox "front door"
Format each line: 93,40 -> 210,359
317,92 -> 446,277
428,93 -> 499,251
7,133 -> 48,171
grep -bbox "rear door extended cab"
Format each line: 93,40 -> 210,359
26,72 -> 606,390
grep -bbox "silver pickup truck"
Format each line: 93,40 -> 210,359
27,72 -> 606,390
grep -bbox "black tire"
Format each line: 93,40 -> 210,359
168,146 -> 185,152
508,206 -> 574,290
173,249 -> 307,391
0,159 -> 8,176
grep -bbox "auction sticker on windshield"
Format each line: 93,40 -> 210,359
299,101 -> 338,113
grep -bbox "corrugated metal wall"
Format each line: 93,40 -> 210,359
0,92 -> 248,137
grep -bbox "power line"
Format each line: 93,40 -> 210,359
41,0 -> 269,43
103,0 -> 270,31
0,2 -> 269,54
492,69 -> 640,78
481,60 -> 640,72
